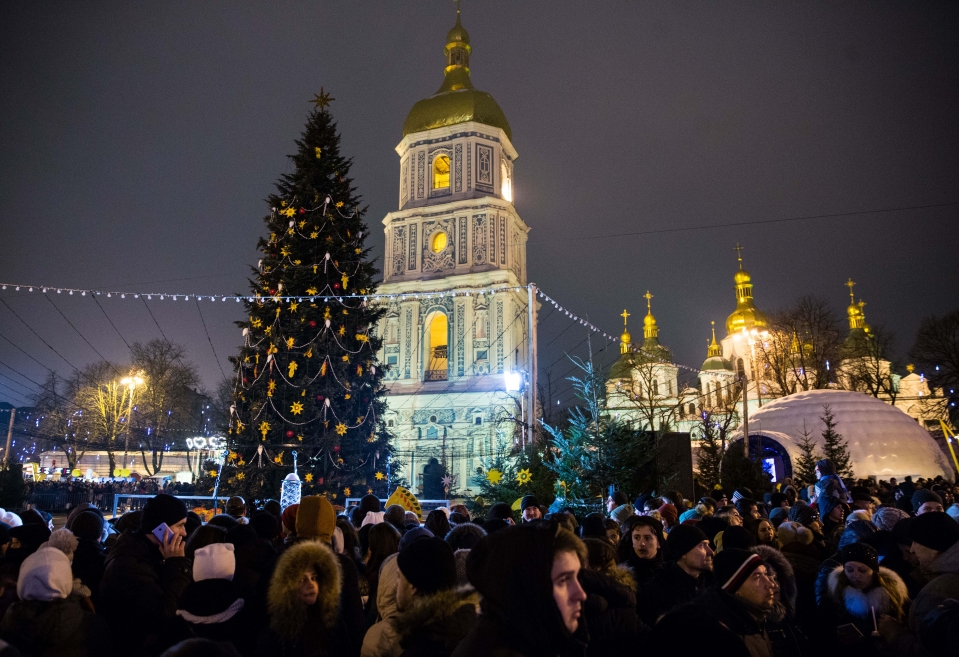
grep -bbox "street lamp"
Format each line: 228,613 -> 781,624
120,372 -> 145,466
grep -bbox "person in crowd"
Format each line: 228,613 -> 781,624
744,517 -> 776,548
208,515 -> 239,531
879,511 -> 959,653
607,492 -> 634,525
736,498 -> 761,521
768,507 -> 789,529
520,495 -> 542,522
616,515 -> 665,588
390,536 -> 477,657
227,523 -> 277,621
0,546 -> 107,657
912,488 -> 944,515
6,524 -> 51,566
486,503 -> 515,526
365,522 -> 401,621
818,543 -> 908,654
445,523 -> 486,552
250,511 -> 281,546
850,487 -> 877,516
361,554 -> 401,657
579,539 -> 641,655
260,539 -> 351,657
789,502 -> 828,560
354,495 -> 382,529
452,523 -> 588,657
657,503 -> 678,533
819,497 -> 849,552
424,510 -> 451,539
606,490 -> 627,515
579,513 -> 608,542
69,510 -> 106,609
651,549 -> 783,657
384,505 -> 407,533
815,459 -> 850,505
637,524 -> 713,626
716,505 -> 744,527
603,519 -> 620,546
226,497 -> 248,524
716,525 -> 756,552
99,493 -> 192,651
751,544 -> 807,654
185,524 -> 227,561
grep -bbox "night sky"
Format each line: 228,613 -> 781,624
1,2 -> 957,406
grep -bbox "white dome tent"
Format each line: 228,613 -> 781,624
729,389 -> 953,482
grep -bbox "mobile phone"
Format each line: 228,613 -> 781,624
152,522 -> 173,544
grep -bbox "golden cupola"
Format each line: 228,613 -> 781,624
725,243 -> 769,336
702,321 -> 732,371
642,291 -> 659,344
402,9 -> 512,139
619,309 -> 633,355
845,279 -> 868,331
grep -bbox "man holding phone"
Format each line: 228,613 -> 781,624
100,494 -> 193,651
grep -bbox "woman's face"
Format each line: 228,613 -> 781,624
844,561 -> 874,591
606,527 -> 620,545
631,526 -> 659,559
299,566 -> 320,605
757,520 -> 775,544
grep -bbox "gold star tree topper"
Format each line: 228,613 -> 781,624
311,88 -> 335,109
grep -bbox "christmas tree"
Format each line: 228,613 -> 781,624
219,91 -> 393,503
820,404 -> 854,480
793,420 -> 822,487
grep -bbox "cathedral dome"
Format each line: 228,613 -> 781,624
402,13 -> 512,140
734,269 -> 752,285
735,389 -> 952,480
725,306 -> 770,335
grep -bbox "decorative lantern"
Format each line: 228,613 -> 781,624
280,450 -> 302,510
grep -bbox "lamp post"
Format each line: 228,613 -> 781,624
120,373 -> 145,468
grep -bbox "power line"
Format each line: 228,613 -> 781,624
0,298 -> 82,372
90,293 -> 132,351
44,293 -> 116,366
194,298 -> 228,381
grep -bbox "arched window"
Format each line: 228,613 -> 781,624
432,155 -> 450,189
427,426 -> 438,440
737,358 -> 746,379
425,312 -> 448,381
430,231 -> 448,253
689,403 -> 696,416
652,379 -> 659,396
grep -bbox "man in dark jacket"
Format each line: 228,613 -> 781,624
99,494 -> 192,652
637,524 -> 713,626
70,510 -> 106,610
651,549 -> 783,657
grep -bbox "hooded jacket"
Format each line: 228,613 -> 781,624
98,530 -> 192,650
260,540 -> 350,657
0,597 -> 108,657
361,555 -> 402,657
390,586 -> 479,657
636,561 -> 710,627
578,565 -> 642,655
451,523 -> 587,657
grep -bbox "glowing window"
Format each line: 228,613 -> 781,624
432,155 -> 450,189
431,231 -> 448,253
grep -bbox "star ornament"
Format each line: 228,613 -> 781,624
441,475 -> 453,487
290,401 -> 304,416
375,471 -> 385,481
516,469 -> 532,485
311,88 -> 335,109
486,469 -> 503,485
335,423 -> 348,436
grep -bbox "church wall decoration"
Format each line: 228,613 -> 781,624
496,299 -> 504,373
404,306 -> 413,379
454,144 -> 463,192
458,217 -> 468,264
416,151 -> 425,199
392,226 -> 406,276
476,144 -> 492,189
402,157 -> 409,206
500,217 -> 507,265
489,214 -> 496,264
456,302 -> 466,376
472,214 -> 487,265
408,224 -> 417,271
467,143 -> 471,191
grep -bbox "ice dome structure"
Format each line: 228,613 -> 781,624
730,389 -> 952,482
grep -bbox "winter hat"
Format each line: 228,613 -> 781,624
140,494 -> 188,533
193,543 -> 236,582
818,495 -> 844,520
731,488 -> 753,504
185,511 -> 203,537
610,503 -> 635,524
446,522 -> 486,551
658,503 -> 678,526
488,502 -> 514,521
679,508 -> 701,524
521,495 -> 542,512
776,521 -> 813,547
397,536 -> 457,595
424,510 -> 452,539
18,509 -> 47,527
17,547 -> 73,601
789,503 -> 820,527
912,489 -> 944,514
360,511 -> 385,528
177,578 -> 244,625
280,503 -> 299,535
850,487 -> 874,503
71,510 -> 104,542
909,512 -> 959,553
46,528 -> 79,560
296,496 -> 336,543
483,518 -> 510,534
720,525 -> 756,551
580,513 -> 607,540
10,523 -> 51,552
1,511 -> 22,528
715,548 -> 765,593
838,519 -> 878,550
839,542 -> 879,572
872,506 -> 909,532
0,522 -> 10,546
612,491 -> 629,505
948,504 -> 959,525
249,511 -> 280,540
398,526 -> 434,551
816,459 -> 835,476
664,524 -> 708,561
768,507 -> 789,528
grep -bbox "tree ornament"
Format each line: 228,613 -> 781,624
486,469 -> 503,485
335,423 -> 347,435
375,471 -> 385,481
316,395 -> 325,402
516,469 -> 532,485
333,444 -> 341,453
343,487 -> 351,497
288,360 -> 298,378
259,421 -> 271,440
290,401 -> 304,415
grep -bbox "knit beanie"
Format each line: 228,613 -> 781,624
909,512 -> 959,553
720,525 -> 756,551
768,507 -> 789,528
488,502 -> 513,521
664,524 -> 708,561
610,503 -> 635,524
280,503 -> 299,535
521,495 -> 542,512
789,503 -> 820,527
838,519 -> 877,550
911,489 -> 944,514
10,523 -> 51,552
47,528 -> 79,560
71,510 -> 105,542
612,491 -> 629,505
296,496 -> 336,543
777,521 -> 813,547
873,506 -> 910,532
140,494 -> 188,533
679,507 -> 701,524
18,509 -> 47,527
839,542 -> 879,572
193,543 -> 236,581
715,548 -> 765,593
399,526 -> 434,551
17,547 -> 73,601
250,511 -> 280,540
397,536 -> 457,595
658,503 -> 678,526
1,511 -> 22,528
361,511 -> 385,528
446,522 -> 486,551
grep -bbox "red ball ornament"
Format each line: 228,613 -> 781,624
333,283 -> 340,290
317,477 -> 324,485
269,289 -> 277,295
285,430 -> 295,439
242,378 -> 249,384
316,395 -> 324,401
298,208 -> 306,215
309,320 -> 317,328
333,445 -> 341,453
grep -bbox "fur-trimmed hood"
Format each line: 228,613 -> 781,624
752,545 -> 797,619
390,586 -> 479,652
826,564 -> 908,622
604,563 -> 636,591
268,540 -> 342,641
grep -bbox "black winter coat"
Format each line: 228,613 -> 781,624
391,587 -> 479,657
579,567 -> 644,656
71,539 -> 105,610
637,562 -> 710,627
98,530 -> 192,652
0,597 -> 108,657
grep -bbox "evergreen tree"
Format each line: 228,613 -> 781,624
794,420 -> 821,487
720,440 -> 771,495
220,94 -> 392,503
820,404 -> 854,479
695,413 -> 724,491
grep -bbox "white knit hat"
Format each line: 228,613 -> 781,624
361,511 -> 385,528
2,511 -> 22,528
193,543 -> 235,581
17,547 -> 73,601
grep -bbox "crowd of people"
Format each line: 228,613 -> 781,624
0,459 -> 957,656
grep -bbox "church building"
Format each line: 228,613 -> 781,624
374,12 -> 531,497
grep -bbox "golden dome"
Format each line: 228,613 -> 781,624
643,313 -> 656,328
620,329 -> 632,344
734,269 -> 751,285
619,309 -> 632,354
725,244 -> 769,335
402,12 -> 512,140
